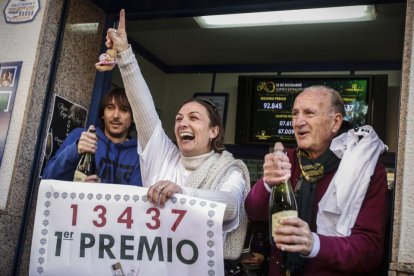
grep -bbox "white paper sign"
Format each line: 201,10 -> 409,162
29,180 -> 225,276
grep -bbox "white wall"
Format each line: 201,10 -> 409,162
0,0 -> 47,209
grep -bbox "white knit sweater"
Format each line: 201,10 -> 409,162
117,46 -> 250,259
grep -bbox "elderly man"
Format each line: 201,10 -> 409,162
245,85 -> 389,275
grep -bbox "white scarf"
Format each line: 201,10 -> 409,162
317,125 -> 387,236
185,150 -> 251,259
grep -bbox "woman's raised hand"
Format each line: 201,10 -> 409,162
105,9 -> 129,53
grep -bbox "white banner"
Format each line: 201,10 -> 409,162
30,180 -> 225,276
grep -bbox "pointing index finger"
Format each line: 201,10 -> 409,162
118,9 -> 125,32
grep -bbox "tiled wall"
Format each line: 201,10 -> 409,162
391,0 -> 414,274
0,0 -> 59,273
0,0 -> 105,274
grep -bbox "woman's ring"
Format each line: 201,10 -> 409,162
158,184 -> 166,192
114,30 -> 119,37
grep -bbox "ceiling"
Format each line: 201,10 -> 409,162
91,0 -> 406,73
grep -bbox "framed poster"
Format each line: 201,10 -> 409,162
40,95 -> 88,177
0,61 -> 22,166
0,91 -> 12,112
193,93 -> 229,128
0,66 -> 17,87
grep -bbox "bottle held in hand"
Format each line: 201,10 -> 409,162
73,125 -> 96,182
269,142 -> 298,246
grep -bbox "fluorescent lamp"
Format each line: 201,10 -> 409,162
195,5 -> 376,28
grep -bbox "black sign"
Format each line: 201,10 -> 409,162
40,95 -> 88,177
0,61 -> 22,166
246,76 -> 369,144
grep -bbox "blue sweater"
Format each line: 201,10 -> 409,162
42,127 -> 142,186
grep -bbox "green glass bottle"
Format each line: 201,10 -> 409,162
73,125 -> 96,182
268,144 -> 297,247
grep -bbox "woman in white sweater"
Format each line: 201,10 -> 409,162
105,10 -> 250,261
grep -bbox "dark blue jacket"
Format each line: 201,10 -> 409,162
42,127 -> 142,186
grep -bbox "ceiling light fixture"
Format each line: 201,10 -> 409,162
194,5 -> 376,28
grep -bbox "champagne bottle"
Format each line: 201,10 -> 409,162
111,262 -> 125,276
269,142 -> 297,247
73,125 -> 96,182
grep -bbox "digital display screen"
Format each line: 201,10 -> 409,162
249,77 -> 369,143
